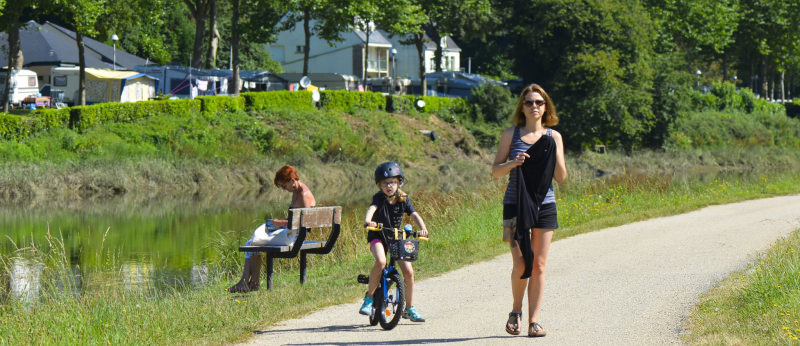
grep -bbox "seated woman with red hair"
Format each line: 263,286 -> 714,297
227,165 -> 316,293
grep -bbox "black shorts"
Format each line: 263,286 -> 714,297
503,203 -> 559,229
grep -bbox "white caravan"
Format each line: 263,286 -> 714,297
0,69 -> 40,108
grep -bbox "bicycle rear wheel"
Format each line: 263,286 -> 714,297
376,271 -> 405,330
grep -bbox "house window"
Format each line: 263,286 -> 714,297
295,45 -> 305,54
54,76 -> 68,87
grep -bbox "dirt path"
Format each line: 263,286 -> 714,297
239,195 -> 800,345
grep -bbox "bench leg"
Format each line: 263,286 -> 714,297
266,255 -> 274,290
300,252 -> 307,285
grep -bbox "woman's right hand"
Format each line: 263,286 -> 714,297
510,152 -> 530,167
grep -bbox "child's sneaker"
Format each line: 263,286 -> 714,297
359,297 -> 373,315
402,306 -> 426,322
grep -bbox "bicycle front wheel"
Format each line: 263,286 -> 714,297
376,271 -> 405,330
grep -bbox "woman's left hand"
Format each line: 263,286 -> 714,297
419,229 -> 429,237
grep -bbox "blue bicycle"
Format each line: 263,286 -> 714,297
357,224 -> 427,330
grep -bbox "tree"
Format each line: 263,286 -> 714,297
51,0 -> 106,106
183,0 -> 214,68
0,0 -> 28,112
407,0 -> 491,95
95,0 -> 189,65
229,0 -> 285,94
502,0 -> 658,150
346,0 -> 424,83
281,0 -> 351,77
734,0 -> 800,100
643,0 -> 740,80
205,0 -> 220,68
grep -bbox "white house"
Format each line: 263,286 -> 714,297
269,20 -> 463,82
268,21 -> 393,80
381,31 -> 462,79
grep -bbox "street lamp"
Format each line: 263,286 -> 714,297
390,48 -> 397,95
695,69 -> 701,90
111,34 -> 119,71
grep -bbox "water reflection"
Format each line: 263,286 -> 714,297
10,258 -> 42,303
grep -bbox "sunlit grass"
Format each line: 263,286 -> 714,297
684,229 -> 800,344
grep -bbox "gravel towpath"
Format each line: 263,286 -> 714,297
239,195 -> 800,345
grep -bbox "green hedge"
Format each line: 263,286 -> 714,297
196,95 -> 246,116
241,90 -> 314,111
319,90 -> 386,113
0,91 -> 469,141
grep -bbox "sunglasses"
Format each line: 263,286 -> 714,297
523,99 -> 546,108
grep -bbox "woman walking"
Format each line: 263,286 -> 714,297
492,84 -> 567,337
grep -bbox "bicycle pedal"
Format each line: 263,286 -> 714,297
357,274 -> 369,284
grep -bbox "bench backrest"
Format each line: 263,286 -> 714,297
288,206 -> 342,230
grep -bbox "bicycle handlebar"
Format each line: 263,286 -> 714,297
366,224 -> 429,241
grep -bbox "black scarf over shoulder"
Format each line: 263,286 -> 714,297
516,134 -> 557,279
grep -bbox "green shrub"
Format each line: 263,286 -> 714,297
319,90 -> 386,113
710,82 -> 743,111
31,108 -> 71,131
196,95 -> 246,116
67,100 -> 201,132
241,91 -> 315,111
467,82 -> 515,124
0,113 -> 34,140
665,110 -> 800,149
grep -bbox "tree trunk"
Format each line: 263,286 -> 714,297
205,0 -> 219,69
302,6 -> 311,77
780,70 -> 785,101
759,59 -> 768,99
414,33 -> 426,96
231,0 -> 240,95
426,26 -> 443,72
77,31 -> 87,106
2,23 -> 21,112
185,0 -> 208,68
363,25 -> 371,84
721,53 -> 728,82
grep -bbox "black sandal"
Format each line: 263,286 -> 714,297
505,312 -> 522,335
528,322 -> 547,337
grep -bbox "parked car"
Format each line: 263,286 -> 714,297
408,71 -> 507,97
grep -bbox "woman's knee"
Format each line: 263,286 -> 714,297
532,259 -> 547,276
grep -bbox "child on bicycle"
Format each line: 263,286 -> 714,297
359,161 -> 429,322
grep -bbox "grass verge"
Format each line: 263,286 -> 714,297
683,229 -> 800,344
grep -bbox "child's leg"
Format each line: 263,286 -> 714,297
367,241 -> 387,296
397,260 -> 415,307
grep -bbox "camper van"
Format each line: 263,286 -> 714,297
0,69 -> 40,108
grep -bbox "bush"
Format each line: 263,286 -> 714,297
467,82 -> 515,124
665,110 -> 800,150
196,95 -> 246,116
241,91 -> 315,111
710,82 -> 743,111
319,90 -> 386,113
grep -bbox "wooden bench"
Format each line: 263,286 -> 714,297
238,206 -> 341,290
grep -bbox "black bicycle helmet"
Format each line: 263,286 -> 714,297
374,161 -> 405,186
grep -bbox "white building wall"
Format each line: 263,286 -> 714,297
383,32 -> 461,79
269,23 -> 364,75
